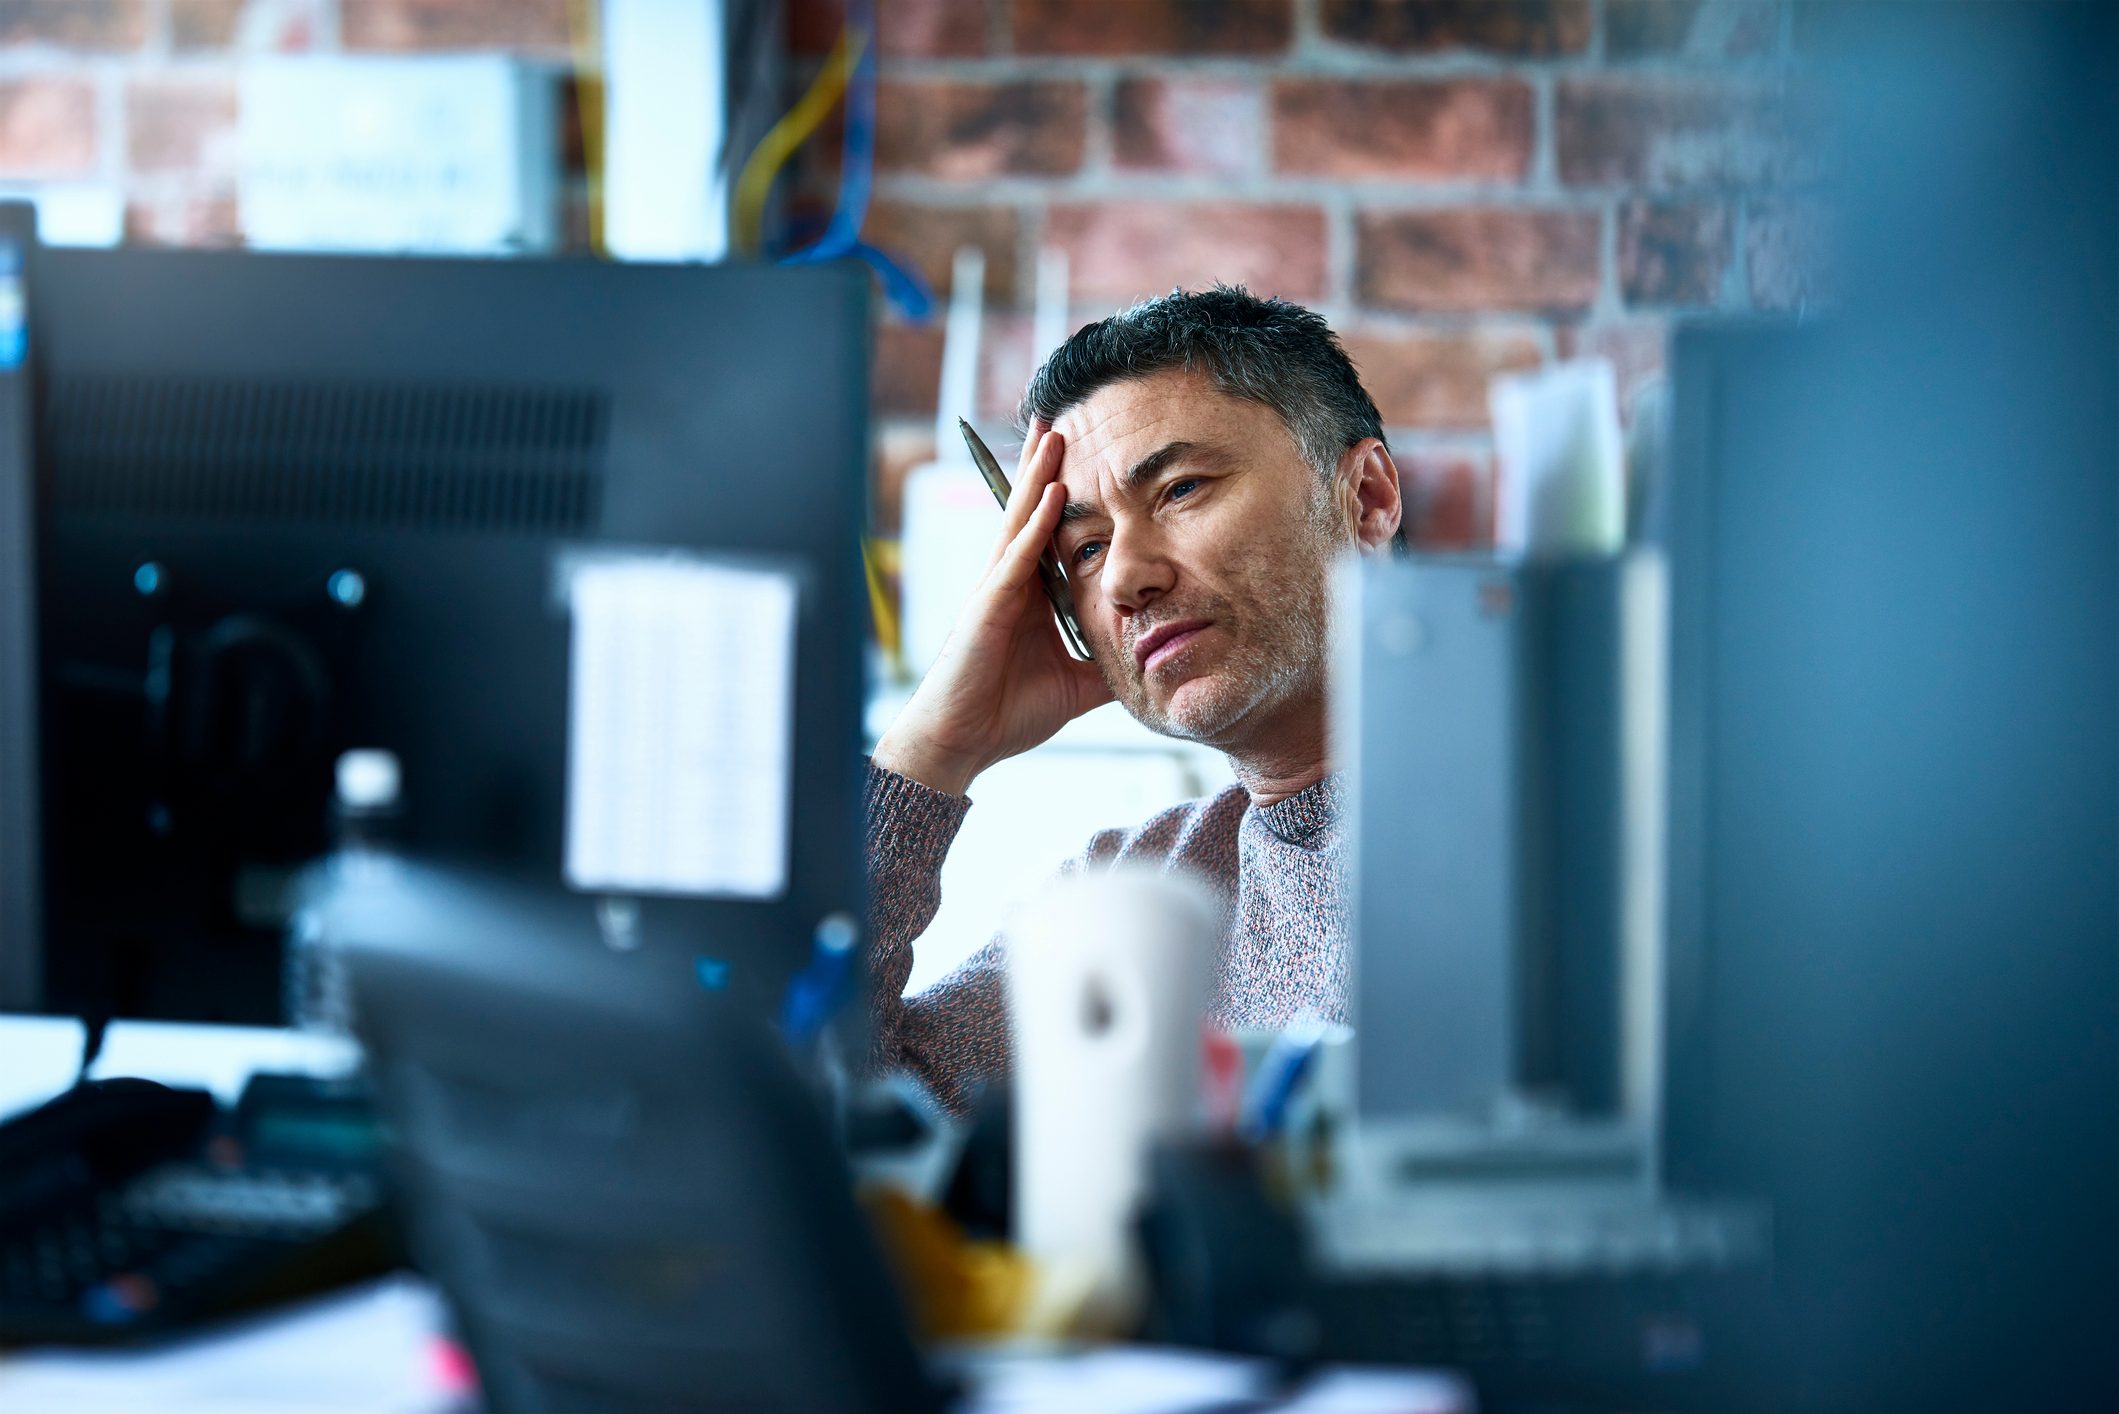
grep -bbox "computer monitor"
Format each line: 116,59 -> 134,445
0,223 -> 872,1030
1662,8 -> 2118,1403
0,203 -> 38,1015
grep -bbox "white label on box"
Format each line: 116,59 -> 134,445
239,57 -> 555,255
563,555 -> 798,900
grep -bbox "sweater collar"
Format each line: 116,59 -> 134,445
1251,772 -> 1345,847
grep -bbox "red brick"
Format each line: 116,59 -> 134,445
783,121 -> 847,237
171,0 -> 240,47
1113,78 -> 1264,178
1606,0 -> 1781,60
171,0 -> 324,49
873,321 -> 944,417
1274,78 -> 1531,182
1618,198 -> 1731,307
1047,202 -> 1328,305
127,78 -> 239,179
1343,328 -> 1543,431
1396,448 -> 1493,549
1557,320 -> 1667,421
1321,0 -> 1590,56
0,0 -> 147,50
341,0 -> 571,52
876,80 -> 1085,179
1745,196 -> 1829,311
1357,208 -> 1601,314
790,0 -> 987,58
787,0 -> 835,54
1013,0 -> 1291,55
1556,77 -> 1818,189
0,78 -> 95,177
869,314 -> 1046,429
126,189 -> 241,248
863,201 -> 1022,304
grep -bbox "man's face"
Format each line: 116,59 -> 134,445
1048,369 -> 1345,747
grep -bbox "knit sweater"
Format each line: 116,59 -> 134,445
864,759 -> 1349,1114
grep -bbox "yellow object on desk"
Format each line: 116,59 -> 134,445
862,1187 -> 1036,1340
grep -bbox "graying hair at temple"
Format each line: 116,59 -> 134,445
1015,284 -> 1389,486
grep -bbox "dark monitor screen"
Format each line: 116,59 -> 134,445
3,235 -> 870,1027
0,205 -> 37,1014
1662,9 -> 2118,1403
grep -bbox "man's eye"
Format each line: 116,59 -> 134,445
1073,541 -> 1104,568
1168,478 -> 1200,501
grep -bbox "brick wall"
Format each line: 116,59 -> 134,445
796,0 -> 1827,549
0,1 -> 580,245
0,0 -> 1825,552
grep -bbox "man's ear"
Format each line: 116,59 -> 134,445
1333,438 -> 1403,551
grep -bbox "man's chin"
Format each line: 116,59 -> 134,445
1124,672 -> 1244,743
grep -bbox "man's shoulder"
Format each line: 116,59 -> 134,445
1082,781 -> 1251,868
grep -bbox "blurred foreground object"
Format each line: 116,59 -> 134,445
1007,869 -> 1221,1333
1311,4 -> 2119,1408
1655,3 -> 2119,1402
331,859 -> 944,1413
1328,550 -> 1766,1407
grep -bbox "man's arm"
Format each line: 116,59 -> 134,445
863,421 -> 1110,1111
863,760 -> 1010,1113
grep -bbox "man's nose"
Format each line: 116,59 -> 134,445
1103,524 -> 1176,618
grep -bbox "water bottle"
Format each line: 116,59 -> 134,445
284,749 -> 402,1034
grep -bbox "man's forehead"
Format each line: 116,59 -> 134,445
1050,370 -> 1286,488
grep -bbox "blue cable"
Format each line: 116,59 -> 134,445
780,914 -> 861,1047
778,0 -> 933,320
815,0 -> 875,255
791,0 -> 873,258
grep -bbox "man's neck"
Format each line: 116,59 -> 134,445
1220,689 -> 1331,807
1232,758 -> 1329,807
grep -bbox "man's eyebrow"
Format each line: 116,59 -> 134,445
1058,440 -> 1225,528
1121,440 -> 1213,491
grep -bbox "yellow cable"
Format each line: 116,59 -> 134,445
733,24 -> 867,256
864,537 -> 901,666
566,0 -> 607,254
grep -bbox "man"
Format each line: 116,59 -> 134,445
867,286 -> 1404,1113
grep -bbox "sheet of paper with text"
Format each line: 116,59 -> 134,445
564,555 -> 797,899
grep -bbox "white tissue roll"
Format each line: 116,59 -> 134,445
1006,867 -> 1220,1306
900,459 -> 1002,676
1489,357 -> 1626,558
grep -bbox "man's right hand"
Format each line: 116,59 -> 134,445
873,422 -> 1114,796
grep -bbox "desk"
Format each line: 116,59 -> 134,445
0,1017 -> 1467,1412
0,1015 -> 454,1412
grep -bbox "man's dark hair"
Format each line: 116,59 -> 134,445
1016,284 -> 1388,483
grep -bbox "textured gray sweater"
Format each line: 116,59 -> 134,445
864,760 -> 1348,1113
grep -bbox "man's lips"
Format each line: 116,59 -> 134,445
1133,619 -> 1212,672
